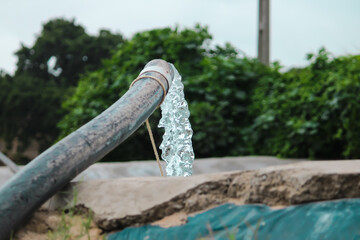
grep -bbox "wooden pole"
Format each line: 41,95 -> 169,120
258,0 -> 270,65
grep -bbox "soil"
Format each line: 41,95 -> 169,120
14,208 -> 104,240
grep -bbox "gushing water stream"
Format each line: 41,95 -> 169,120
158,64 -> 195,176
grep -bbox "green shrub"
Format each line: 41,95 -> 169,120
186,55 -> 270,157
249,48 -> 360,159
58,26 -> 360,161
58,26 -> 268,161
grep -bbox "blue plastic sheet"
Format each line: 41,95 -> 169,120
108,199 -> 360,240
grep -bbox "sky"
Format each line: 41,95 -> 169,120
0,0 -> 359,74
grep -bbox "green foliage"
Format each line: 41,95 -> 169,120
58,26 -> 267,160
58,25 -> 213,160
47,186 -> 98,240
47,209 -> 96,240
0,73 -> 67,153
3,18 -> 360,162
15,18 -> 124,87
186,55 -> 269,157
249,48 -> 360,159
58,25 -> 211,134
0,18 -> 124,162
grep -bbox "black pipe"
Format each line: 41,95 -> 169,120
0,59 -> 174,239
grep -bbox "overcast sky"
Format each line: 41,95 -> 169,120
0,0 -> 359,74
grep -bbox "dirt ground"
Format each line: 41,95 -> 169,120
14,209 -> 104,240
15,201 -> 287,240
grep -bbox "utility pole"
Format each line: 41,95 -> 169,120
258,0 -> 270,65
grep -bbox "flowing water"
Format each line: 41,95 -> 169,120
158,64 -> 195,176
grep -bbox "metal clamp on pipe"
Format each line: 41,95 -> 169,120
0,59 -> 174,239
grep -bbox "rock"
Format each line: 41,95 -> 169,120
0,156 -> 301,187
48,160 -> 360,231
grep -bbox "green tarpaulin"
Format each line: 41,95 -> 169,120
108,199 -> 360,240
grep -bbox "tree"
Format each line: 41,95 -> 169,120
0,74 -> 64,154
15,18 -> 124,87
0,18 -> 124,162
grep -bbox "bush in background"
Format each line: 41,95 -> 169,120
57,26 -> 269,161
59,28 -> 360,161
249,48 -> 360,159
2,19 -> 360,163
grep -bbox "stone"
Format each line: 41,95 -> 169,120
0,156 -> 301,187
48,160 -> 360,231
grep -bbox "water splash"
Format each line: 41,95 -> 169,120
158,64 -> 195,176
